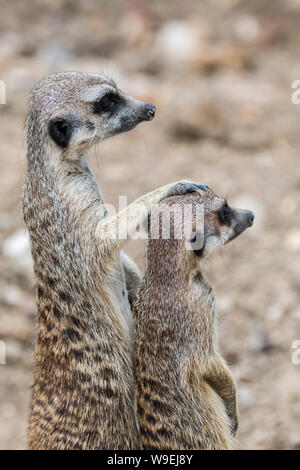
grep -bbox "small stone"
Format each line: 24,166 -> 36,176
1,402 -> 17,419
155,21 -> 199,63
38,41 -> 74,71
0,212 -> 13,229
266,303 -> 284,322
291,308 -> 300,320
234,15 -> 260,42
285,230 -> 300,251
217,295 -> 233,313
2,229 -> 30,259
248,330 -> 268,352
2,229 -> 33,272
279,196 -> 298,216
238,385 -> 253,408
1,284 -> 23,307
0,312 -> 32,342
6,339 -> 24,363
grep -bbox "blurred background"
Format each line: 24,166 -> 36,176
0,0 -> 300,450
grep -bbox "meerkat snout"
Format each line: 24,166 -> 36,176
245,210 -> 255,226
122,99 -> 156,127
144,103 -> 156,120
222,206 -> 255,243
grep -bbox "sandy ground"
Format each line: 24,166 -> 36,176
0,0 -> 300,450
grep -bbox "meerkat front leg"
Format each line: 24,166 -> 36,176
97,181 -> 211,246
120,251 -> 142,307
204,358 -> 238,436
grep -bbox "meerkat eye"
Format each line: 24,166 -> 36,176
93,93 -> 121,114
218,203 -> 233,225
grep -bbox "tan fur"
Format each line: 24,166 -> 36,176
23,71 -> 205,449
133,191 -> 254,450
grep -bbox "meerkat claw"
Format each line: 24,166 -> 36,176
164,181 -> 213,199
197,184 -> 214,194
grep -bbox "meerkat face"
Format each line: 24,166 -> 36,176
145,191 -> 254,279
30,72 -> 155,154
189,194 -> 255,259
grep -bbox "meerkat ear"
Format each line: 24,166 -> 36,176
48,117 -> 73,148
188,229 -> 205,256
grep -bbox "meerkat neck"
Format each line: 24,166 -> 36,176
145,239 -> 188,284
24,145 -> 108,256
24,143 -> 111,346
24,139 -> 114,325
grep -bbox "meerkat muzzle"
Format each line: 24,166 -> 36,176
246,210 -> 255,227
145,103 -> 156,120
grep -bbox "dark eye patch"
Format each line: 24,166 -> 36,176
218,203 -> 233,225
93,92 -> 121,115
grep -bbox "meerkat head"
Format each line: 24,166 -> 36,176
27,71 -> 156,158
186,191 -> 255,260
147,190 -> 254,276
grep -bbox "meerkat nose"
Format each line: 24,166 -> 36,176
145,103 -> 156,120
246,210 -> 255,227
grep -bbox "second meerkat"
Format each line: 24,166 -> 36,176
133,190 -> 254,450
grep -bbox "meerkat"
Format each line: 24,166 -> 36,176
133,189 -> 255,450
23,71 -> 206,450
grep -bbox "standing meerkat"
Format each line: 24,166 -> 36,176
134,189 -> 254,450
23,71 -> 206,450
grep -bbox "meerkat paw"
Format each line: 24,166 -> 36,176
162,181 -> 213,200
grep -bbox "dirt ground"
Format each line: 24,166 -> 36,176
0,0 -> 300,450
